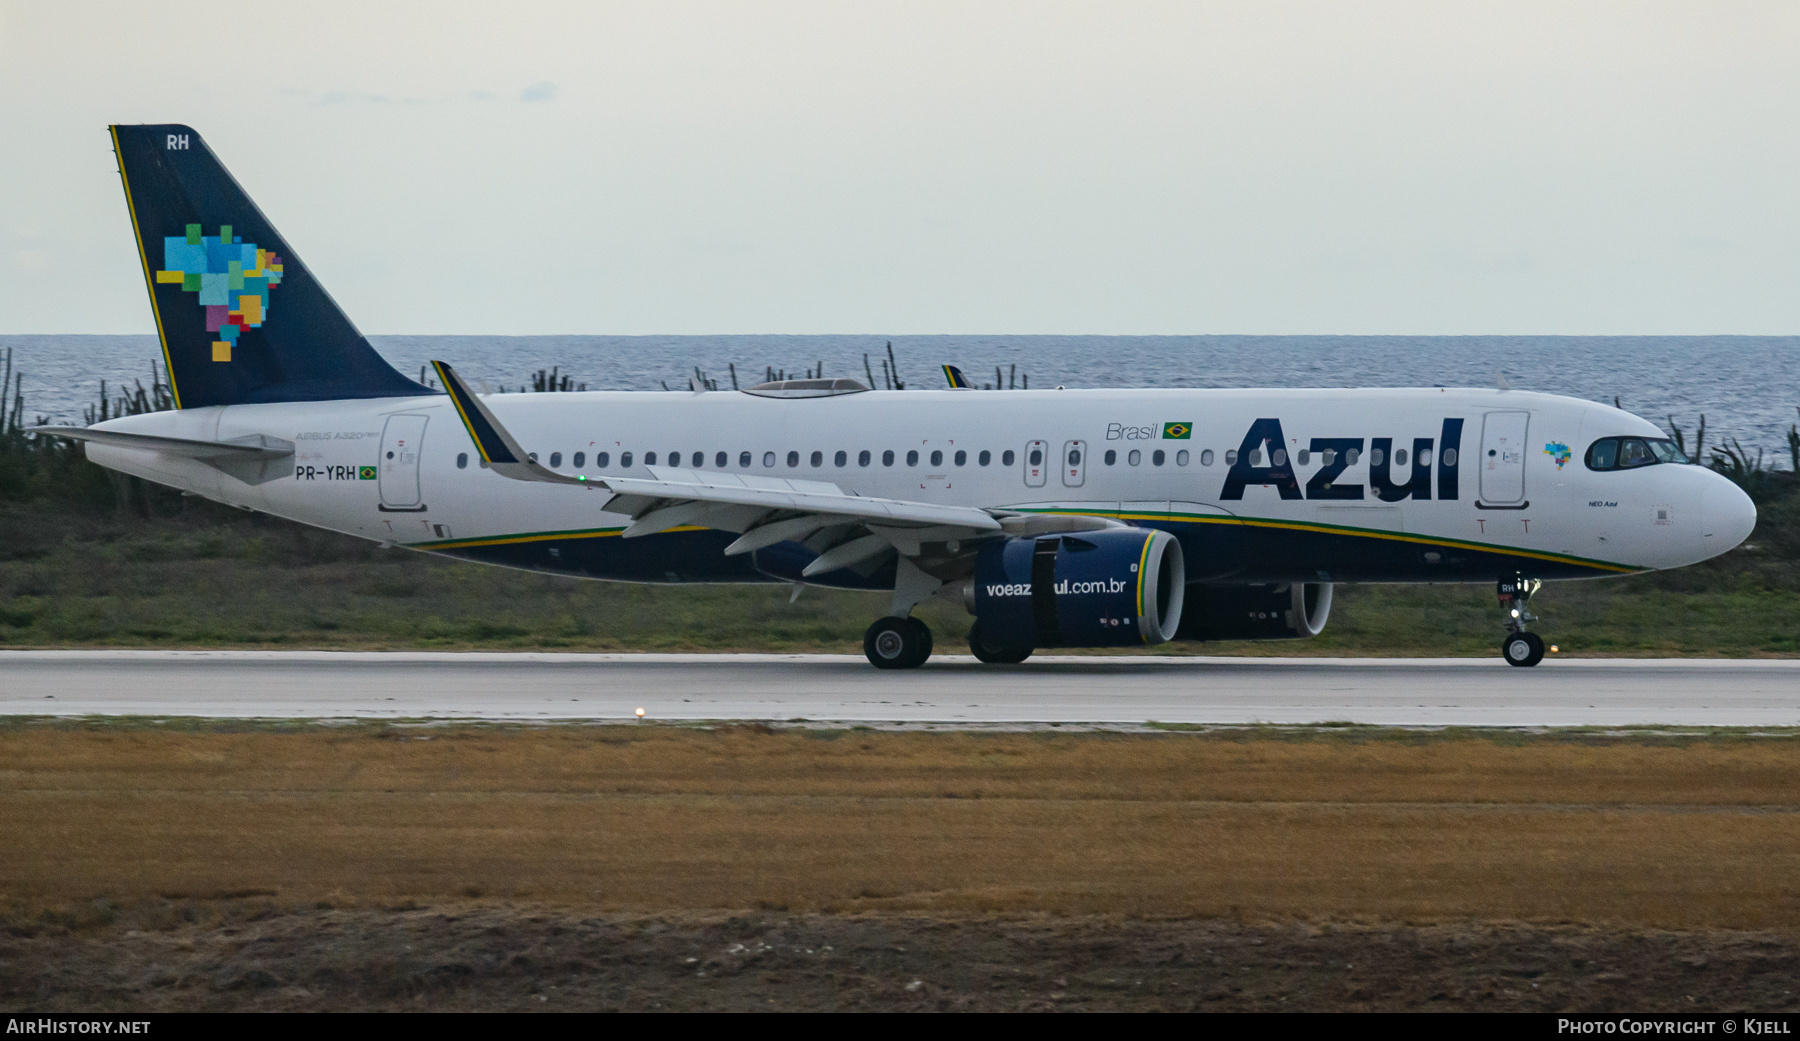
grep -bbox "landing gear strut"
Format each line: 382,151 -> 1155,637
1497,575 -> 1546,667
864,615 -> 933,669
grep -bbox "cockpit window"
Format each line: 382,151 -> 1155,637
1586,436 -> 1688,471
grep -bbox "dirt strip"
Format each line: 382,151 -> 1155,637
4,906 -> 1798,1012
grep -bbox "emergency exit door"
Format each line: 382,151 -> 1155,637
1023,440 -> 1048,487
1479,411 -> 1529,504
1061,440 -> 1088,487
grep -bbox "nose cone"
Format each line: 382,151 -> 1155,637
1700,478 -> 1757,556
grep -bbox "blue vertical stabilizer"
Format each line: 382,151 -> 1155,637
111,124 -> 431,409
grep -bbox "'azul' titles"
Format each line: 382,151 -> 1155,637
1220,418 -> 1465,501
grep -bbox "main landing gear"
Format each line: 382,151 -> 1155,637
1497,575 -> 1546,667
864,616 -> 933,669
968,619 -> 1032,665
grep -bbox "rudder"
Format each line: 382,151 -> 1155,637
111,124 -> 429,409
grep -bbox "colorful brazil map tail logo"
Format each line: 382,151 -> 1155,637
155,223 -> 284,362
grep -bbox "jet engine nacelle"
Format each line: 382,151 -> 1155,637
971,528 -> 1185,649
1176,582 -> 1333,641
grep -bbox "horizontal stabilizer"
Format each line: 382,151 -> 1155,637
39,426 -> 296,485
35,426 -> 292,459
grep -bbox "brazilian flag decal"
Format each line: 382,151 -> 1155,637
1162,422 -> 1193,440
358,465 -> 378,480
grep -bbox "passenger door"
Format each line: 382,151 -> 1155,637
379,414 -> 429,511
1023,440 -> 1048,488
1061,440 -> 1087,488
1479,411 -> 1530,504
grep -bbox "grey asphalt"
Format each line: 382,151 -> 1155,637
3,651 -> 1798,727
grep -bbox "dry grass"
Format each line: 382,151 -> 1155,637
5,725 -> 1800,928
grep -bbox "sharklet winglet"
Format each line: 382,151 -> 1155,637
431,361 -> 590,489
432,360 -> 521,466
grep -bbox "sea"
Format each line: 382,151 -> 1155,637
2,334 -> 1796,459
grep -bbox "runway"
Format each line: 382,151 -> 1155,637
4,651 -> 1798,727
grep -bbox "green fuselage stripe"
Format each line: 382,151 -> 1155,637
409,508 -> 1638,577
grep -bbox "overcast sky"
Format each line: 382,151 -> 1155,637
2,1 -> 1797,335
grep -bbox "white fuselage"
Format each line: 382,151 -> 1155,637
83,386 -> 1757,584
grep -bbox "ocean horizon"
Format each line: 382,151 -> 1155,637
3,333 -> 1795,459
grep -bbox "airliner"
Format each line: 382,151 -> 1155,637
49,125 -> 1758,669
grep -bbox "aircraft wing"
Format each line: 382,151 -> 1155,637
432,361 -> 1005,575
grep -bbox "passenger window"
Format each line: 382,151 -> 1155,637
859,449 -> 871,466
457,452 -> 468,469
787,451 -> 800,467
1297,449 -> 1309,465
1152,449 -> 1164,466
596,451 -> 610,468
573,452 -> 585,468
692,451 -> 704,467
1175,449 -> 1189,466
1443,449 -> 1457,466
978,450 -> 991,466
1369,448 -> 1384,467
1345,448 -> 1360,465
644,452 -> 656,466
930,450 -> 943,466
835,450 -> 847,467
621,451 -> 633,467
1201,449 -> 1214,466
1249,448 -> 1263,466
1224,450 -> 1237,465
1028,448 -> 1043,466
713,451 -> 725,467
1418,448 -> 1431,467
810,450 -> 823,467
1002,450 -> 1015,466
954,450 -> 966,466
883,450 -> 895,466
1104,449 -> 1117,465
907,450 -> 920,466
1321,449 -> 1335,466
1395,449 -> 1407,467
1128,449 -> 1141,466
738,451 -> 751,468
528,452 -> 538,462
1270,449 -> 1285,466
763,451 -> 776,467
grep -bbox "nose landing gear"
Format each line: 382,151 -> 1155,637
1497,575 -> 1546,667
